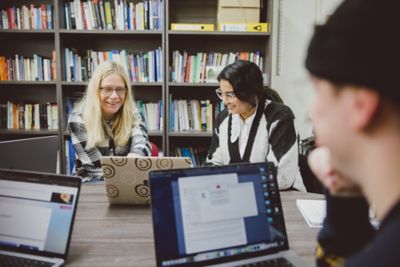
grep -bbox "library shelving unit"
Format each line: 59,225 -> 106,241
0,0 -> 273,172
165,0 -> 273,161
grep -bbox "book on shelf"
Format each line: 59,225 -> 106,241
65,138 -> 76,175
170,23 -> 214,31
169,98 -> 215,133
2,101 -> 58,130
0,3 -> 53,30
173,145 -> 208,167
170,50 -> 264,83
63,0 -> 162,30
0,52 -> 56,81
64,47 -> 162,82
205,65 -> 225,83
217,22 -> 269,32
135,100 -> 163,132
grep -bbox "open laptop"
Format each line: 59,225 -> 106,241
100,156 -> 193,205
149,162 -> 309,267
0,135 -> 59,173
0,168 -> 81,266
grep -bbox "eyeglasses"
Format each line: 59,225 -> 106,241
215,88 -> 236,100
100,87 -> 128,97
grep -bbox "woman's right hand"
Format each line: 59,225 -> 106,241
308,146 -> 362,197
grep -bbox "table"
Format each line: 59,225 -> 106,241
67,184 -> 323,266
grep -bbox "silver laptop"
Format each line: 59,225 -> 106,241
0,135 -> 59,173
100,156 -> 193,205
149,162 -> 309,267
0,168 -> 81,266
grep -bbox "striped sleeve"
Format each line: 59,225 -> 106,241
130,109 -> 152,156
67,112 -> 103,182
264,102 -> 304,191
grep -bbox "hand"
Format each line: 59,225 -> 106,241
308,147 -> 362,197
127,153 -> 141,158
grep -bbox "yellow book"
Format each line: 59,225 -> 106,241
218,22 -> 269,32
104,1 -> 113,30
246,23 -> 269,32
170,23 -> 214,31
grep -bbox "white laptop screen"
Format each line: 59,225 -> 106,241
0,170 -> 80,259
150,162 -> 289,267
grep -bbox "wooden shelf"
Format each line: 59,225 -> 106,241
59,29 -> 162,35
0,81 -> 57,85
0,29 -> 55,34
0,129 -> 59,135
168,30 -> 270,36
61,81 -> 163,86
168,82 -> 219,87
169,131 -> 213,137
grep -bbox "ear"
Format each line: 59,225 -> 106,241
351,88 -> 380,131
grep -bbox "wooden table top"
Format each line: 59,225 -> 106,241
67,184 -> 323,266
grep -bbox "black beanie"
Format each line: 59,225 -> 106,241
305,0 -> 400,102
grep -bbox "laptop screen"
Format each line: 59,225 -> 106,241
149,162 -> 289,267
0,135 -> 59,173
0,169 -> 81,259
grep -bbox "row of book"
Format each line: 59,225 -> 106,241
170,50 -> 264,83
136,100 -> 163,131
0,4 -> 53,30
0,101 -> 58,130
0,52 -> 57,81
65,47 -> 162,82
173,145 -> 209,167
169,99 -> 224,133
64,0 -> 162,30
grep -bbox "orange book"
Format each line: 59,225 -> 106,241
51,50 -> 57,80
41,4 -> 47,29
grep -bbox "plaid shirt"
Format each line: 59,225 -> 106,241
68,110 -> 151,182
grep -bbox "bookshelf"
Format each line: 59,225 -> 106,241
165,0 -> 273,161
0,0 -> 273,172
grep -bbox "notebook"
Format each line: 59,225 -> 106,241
0,135 -> 59,173
0,168 -> 81,266
100,156 -> 193,205
149,162 -> 310,267
296,199 -> 326,228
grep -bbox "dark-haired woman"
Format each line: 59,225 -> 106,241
206,60 -> 305,191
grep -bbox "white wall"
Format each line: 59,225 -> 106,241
270,0 -> 343,139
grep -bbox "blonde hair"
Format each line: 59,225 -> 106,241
76,61 -> 138,149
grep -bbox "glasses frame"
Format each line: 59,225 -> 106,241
99,87 -> 128,97
215,88 -> 236,100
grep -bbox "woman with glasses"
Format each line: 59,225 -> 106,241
206,60 -> 305,191
68,61 -> 151,182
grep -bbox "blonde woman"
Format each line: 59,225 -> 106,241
68,61 -> 151,182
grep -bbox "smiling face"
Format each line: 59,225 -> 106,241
219,79 -> 255,119
99,73 -> 126,120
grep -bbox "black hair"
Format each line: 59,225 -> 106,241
217,60 -> 264,106
217,60 -> 284,105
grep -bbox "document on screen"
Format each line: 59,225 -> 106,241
178,173 -> 257,254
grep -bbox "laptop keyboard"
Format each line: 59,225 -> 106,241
236,257 -> 294,267
0,254 -> 55,267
